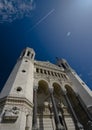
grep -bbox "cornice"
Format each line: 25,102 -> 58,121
34,60 -> 64,72
0,96 -> 33,109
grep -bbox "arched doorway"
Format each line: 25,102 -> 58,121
37,80 -> 55,130
37,80 -> 49,111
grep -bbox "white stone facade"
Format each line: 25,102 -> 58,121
0,47 -> 92,130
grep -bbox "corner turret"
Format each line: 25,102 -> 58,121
20,47 -> 35,60
57,58 -> 71,71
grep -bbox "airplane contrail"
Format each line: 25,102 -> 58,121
29,9 -> 55,31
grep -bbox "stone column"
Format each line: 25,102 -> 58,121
32,88 -> 38,130
26,114 -> 32,130
50,88 -> 64,130
64,91 -> 84,130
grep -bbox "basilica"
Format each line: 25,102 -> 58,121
0,47 -> 92,130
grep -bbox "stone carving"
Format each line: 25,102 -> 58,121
44,102 -> 50,114
3,107 -> 19,121
12,107 -> 20,114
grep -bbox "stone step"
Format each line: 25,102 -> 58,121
37,117 -> 55,130
64,117 -> 76,130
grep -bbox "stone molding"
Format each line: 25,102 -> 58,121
34,60 -> 64,72
0,96 -> 33,112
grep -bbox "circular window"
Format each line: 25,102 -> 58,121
25,60 -> 28,62
22,70 -> 26,73
16,87 -> 22,92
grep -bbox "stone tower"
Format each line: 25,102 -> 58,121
0,47 -> 92,130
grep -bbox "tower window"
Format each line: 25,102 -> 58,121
61,63 -> 66,69
27,51 -> 31,56
25,60 -> 28,62
58,65 -> 61,67
22,70 -> 26,73
16,87 -> 22,92
31,53 -> 33,59
65,63 -> 69,68
22,51 -> 25,57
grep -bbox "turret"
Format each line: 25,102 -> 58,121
57,58 -> 71,71
0,47 -> 35,130
20,47 -> 35,60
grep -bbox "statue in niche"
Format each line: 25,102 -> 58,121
44,102 -> 50,114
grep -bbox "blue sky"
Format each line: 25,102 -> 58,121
0,0 -> 92,90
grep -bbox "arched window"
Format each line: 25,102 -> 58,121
27,51 -> 31,56
38,80 -> 49,95
31,53 -> 34,59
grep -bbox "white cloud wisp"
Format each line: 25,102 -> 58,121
0,0 -> 34,23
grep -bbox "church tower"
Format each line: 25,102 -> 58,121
0,47 -> 92,130
0,47 -> 35,130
